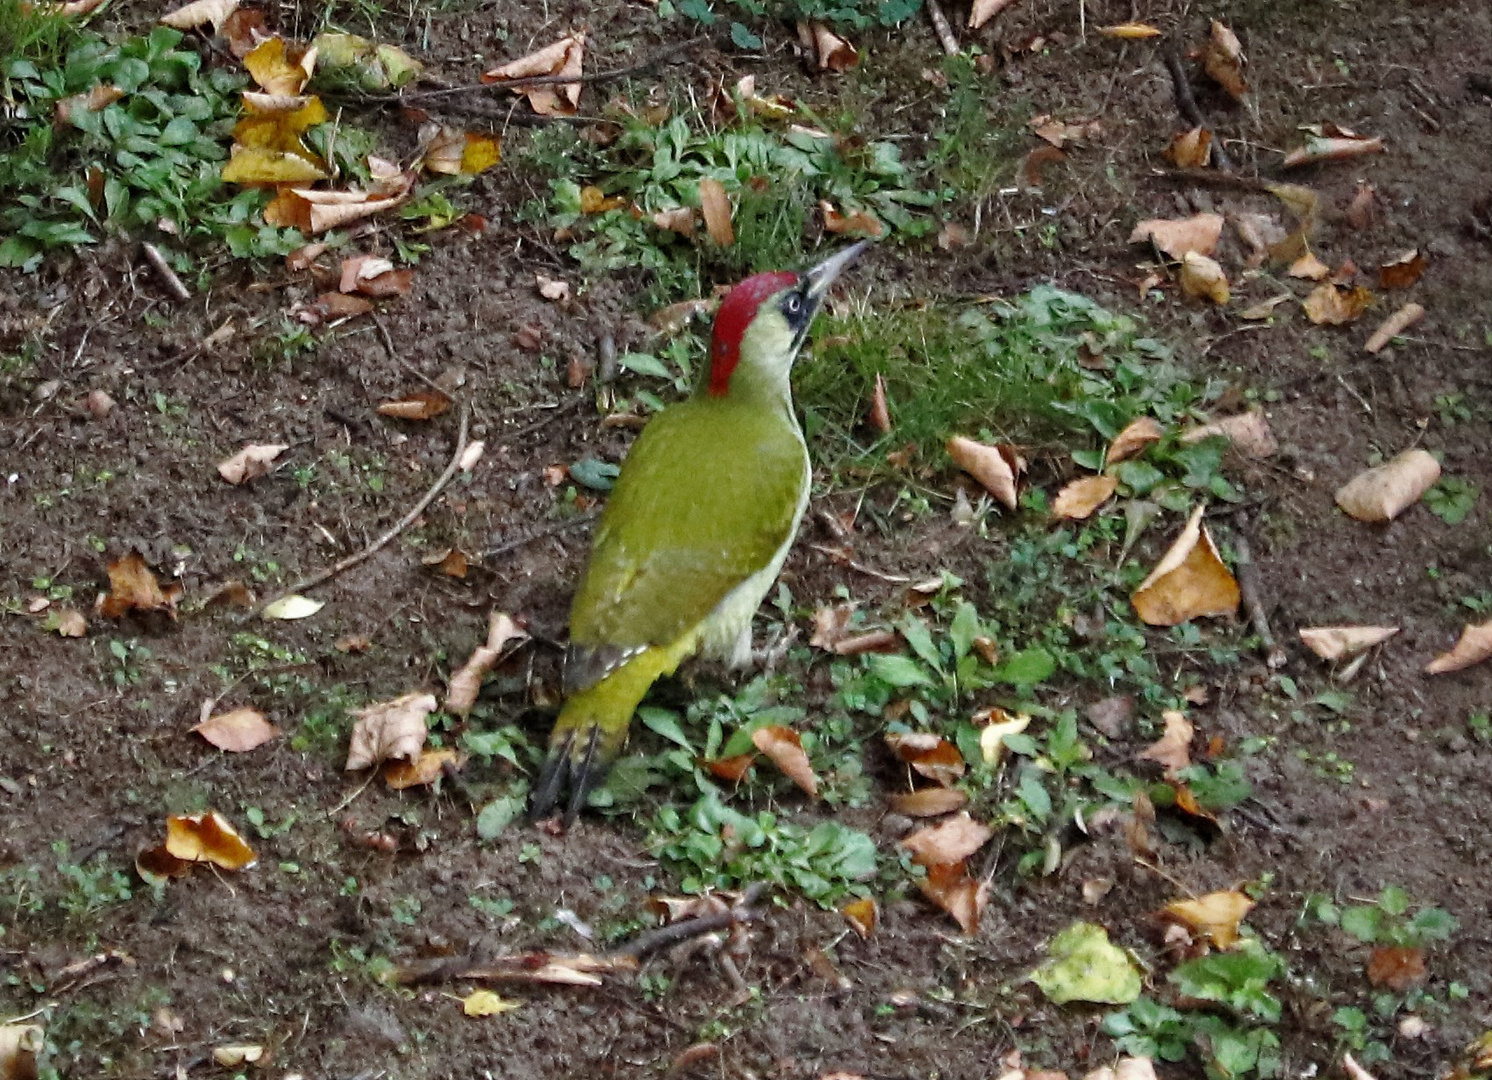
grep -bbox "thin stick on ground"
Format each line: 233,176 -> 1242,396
1234,532 -> 1286,669
926,0 -> 960,56
370,314 -> 450,398
1162,45 -> 1235,172
141,242 -> 191,301
254,403 -> 470,615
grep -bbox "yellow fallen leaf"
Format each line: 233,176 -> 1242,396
889,788 -> 969,817
243,36 -> 316,95
1052,474 -> 1118,519
1162,890 -> 1254,948
1298,625 -> 1399,661
977,710 -> 1030,766
1131,506 -> 1240,626
1424,620 -> 1492,675
384,748 -> 463,790
1180,251 -> 1229,304
1283,132 -> 1384,169
221,147 -> 328,185
462,989 -> 520,1017
212,1045 -> 264,1067
260,593 -> 323,620
165,810 -> 257,870
0,1024 -> 43,1080
1334,449 -> 1440,522
820,200 -> 884,238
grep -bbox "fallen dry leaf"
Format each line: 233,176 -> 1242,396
345,691 -> 436,770
1161,890 -> 1254,949
51,608 -> 87,637
937,221 -> 970,250
1334,449 -> 1440,522
377,391 -> 451,420
84,388 -> 115,418
968,0 -> 1020,30
948,435 -> 1022,510
385,747 -> 462,790
1180,251 -> 1229,304
535,273 -> 571,302
418,124 -> 500,176
821,200 -> 884,238
705,754 -> 756,783
1303,282 -> 1373,325
885,732 -> 965,786
1299,625 -> 1399,661
1365,302 -> 1425,353
1030,115 -> 1101,148
192,707 -> 279,752
1232,211 -> 1288,267
1131,506 -> 1240,626
1052,474 -> 1118,520
752,725 -> 818,798
163,810 -> 257,870
217,442 -> 288,484
481,32 -> 585,116
1099,22 -> 1161,38
1344,182 -> 1377,229
868,373 -> 892,434
462,989 -> 520,1017
1288,252 -> 1331,280
338,254 -> 412,296
1201,20 -> 1247,100
1283,130 -> 1384,169
977,709 -> 1030,766
1017,144 -> 1066,190
212,1046 -> 264,1068
1138,710 -> 1193,777
698,178 -> 734,246
243,36 -> 315,96
260,593 -> 322,620
802,21 -> 858,71
1378,250 -> 1427,290
580,185 -> 627,214
99,551 -> 181,620
1366,946 -> 1427,991
652,206 -> 696,237
1129,213 -> 1224,260
1107,417 -> 1163,464
1424,620 -> 1492,675
159,0 -> 238,30
889,787 -> 969,817
1166,127 -> 1212,169
1179,409 -> 1277,458
1342,1053 -> 1379,1080
901,811 -> 993,865
54,83 -> 125,125
842,897 -> 877,938
919,860 -> 989,933
421,547 -> 469,578
447,611 -> 528,716
1238,295 -> 1292,320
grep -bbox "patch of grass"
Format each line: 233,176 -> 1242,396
925,53 -> 1025,202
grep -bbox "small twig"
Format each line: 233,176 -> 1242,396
497,395 -> 586,444
926,0 -> 960,56
369,314 -> 450,398
141,242 -> 191,301
1161,46 -> 1235,172
1234,533 -> 1286,669
255,404 -> 470,614
481,513 -> 595,562
612,884 -> 766,960
401,38 -> 706,100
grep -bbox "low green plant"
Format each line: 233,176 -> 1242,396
1425,477 -> 1478,525
1305,885 -> 1458,949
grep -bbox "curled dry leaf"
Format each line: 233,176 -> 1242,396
217,442 -> 288,484
751,725 -> 819,798
868,373 -> 892,434
978,708 -> 1030,765
446,612 -> 528,716
212,1046 -> 264,1068
338,254 -> 413,296
192,706 -> 279,752
260,593 -> 322,620
1138,709 -> 1193,777
535,274 -> 571,302
462,989 -> 520,1017
1302,282 -> 1373,325
1424,620 -> 1492,675
1052,474 -> 1118,520
1283,131 -> 1384,169
1131,505 -> 1240,626
51,608 -> 87,637
1129,213 -> 1224,260
141,810 -> 257,875
1017,144 -> 1066,190
705,753 -> 755,783
1378,250 -> 1427,289
1366,946 -> 1427,991
1299,625 -> 1399,661
1341,1056 -> 1378,1080
1161,889 -> 1254,949
968,0 -> 1020,30
421,546 -> 468,578
1288,252 -> 1331,280
1107,417 -> 1163,464
84,388 -> 116,418
919,860 -> 989,934
1179,409 -> 1277,458
821,200 -> 884,238
1166,127 -> 1212,169
698,178 -> 734,246
1099,22 -> 1162,38
159,0 -> 239,30
377,391 -> 451,420
901,811 -> 993,865
1180,252 -> 1229,305
345,691 -> 436,770
0,1023 -> 43,1080
1365,302 -> 1425,354
418,124 -> 500,176
884,732 -> 965,786
99,551 -> 181,619
243,36 -> 315,96
580,185 -> 627,214
1201,20 -> 1247,101
802,21 -> 858,71
652,206 -> 696,237
947,435 -> 1022,510
481,33 -> 585,116
842,897 -> 877,938
889,787 -> 969,817
385,747 -> 462,790
1334,449 -> 1440,522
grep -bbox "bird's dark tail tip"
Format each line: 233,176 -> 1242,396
527,726 -> 606,827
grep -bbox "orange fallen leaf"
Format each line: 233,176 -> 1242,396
1288,252 -> 1331,280
377,391 -> 451,420
1378,250 -> 1427,289
1129,213 -> 1224,260
1099,22 -> 1162,38
99,551 -> 181,619
165,810 -> 257,870
968,0 -> 1020,30
421,546 -> 469,578
345,691 -> 435,770
705,753 -> 756,783
385,747 -> 463,790
1165,127 -> 1212,169
481,33 -> 585,116
1161,890 -> 1254,949
698,178 -> 734,246
1283,131 -> 1384,169
1180,251 -> 1229,304
1017,144 -> 1065,190
885,732 -> 965,787
947,435 -> 1022,510
1052,474 -> 1117,520
1201,20 -> 1247,101
1131,506 -> 1240,626
901,811 -> 993,865
1179,409 -> 1277,458
217,443 -> 288,484
842,897 -> 877,937
1366,946 -> 1426,991
821,200 -> 884,238
1107,417 -> 1163,464
1424,620 -> 1492,675
751,725 -> 818,798
446,611 -> 528,716
192,707 -> 280,752
1138,710 -> 1193,777
889,787 -> 968,817
1298,625 -> 1400,661
918,860 -> 989,933
1335,449 -> 1440,522
801,21 -> 858,71
1364,302 -> 1425,353
1302,282 -> 1373,325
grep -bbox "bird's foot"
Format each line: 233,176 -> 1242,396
528,725 -> 607,826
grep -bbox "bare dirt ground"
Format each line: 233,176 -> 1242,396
2,1 -> 1490,1078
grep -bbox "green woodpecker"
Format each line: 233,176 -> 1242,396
531,242 -> 869,820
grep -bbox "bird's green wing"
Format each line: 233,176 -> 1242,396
566,398 -> 808,692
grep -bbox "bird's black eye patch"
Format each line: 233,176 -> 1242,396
781,287 -> 812,334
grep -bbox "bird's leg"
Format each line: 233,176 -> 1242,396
564,725 -> 603,826
529,728 -> 576,821
727,623 -> 754,669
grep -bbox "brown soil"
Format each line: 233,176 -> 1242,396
2,1 -> 1490,1078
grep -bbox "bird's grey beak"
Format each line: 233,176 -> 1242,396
804,240 -> 870,304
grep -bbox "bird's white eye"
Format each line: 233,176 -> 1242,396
784,294 -> 803,315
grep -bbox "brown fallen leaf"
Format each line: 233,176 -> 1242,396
1085,695 -> 1134,739
1201,20 -> 1247,100
698,178 -> 734,246
1165,127 -> 1212,169
535,274 -> 570,302
377,391 -> 451,420
652,206 -> 696,237
1138,710 -> 1194,777
1052,474 -> 1118,520
1283,131 -> 1384,169
704,754 -> 756,783
421,546 -> 469,578
885,732 -> 965,786
55,83 -> 126,125
1179,409 -> 1277,458
1131,506 -> 1240,626
1161,890 -> 1254,949
901,811 -> 993,865
1107,417 -> 1163,464
947,435 -> 1023,510
918,860 -> 989,934
752,725 -> 818,798
1288,252 -> 1331,281
1017,144 -> 1066,190
1129,213 -> 1224,260
1366,946 -> 1426,991
1238,295 -> 1292,320
821,200 -> 884,238
159,0 -> 239,30
385,747 -> 463,790
1334,449 -> 1440,522
446,611 -> 528,716
481,32 -> 585,116
889,787 -> 969,817
345,691 -> 436,770
166,810 -> 257,870
217,442 -> 288,484
937,221 -> 970,250
1030,115 -> 1101,148
50,608 -> 88,637
99,551 -> 181,619
1378,250 -> 1427,289
1344,182 -> 1377,230
1364,302 -> 1425,353
1180,251 -> 1229,304
1424,620 -> 1492,675
1099,22 -> 1162,38
868,373 -> 892,434
800,21 -> 858,71
842,897 -> 877,938
1303,282 -> 1373,325
1299,626 -> 1399,661
1232,211 -> 1288,267
192,707 -> 280,752
417,124 -> 501,176
968,0 -> 1020,30
338,254 -> 413,296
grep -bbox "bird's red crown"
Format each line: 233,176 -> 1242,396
707,270 -> 799,397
